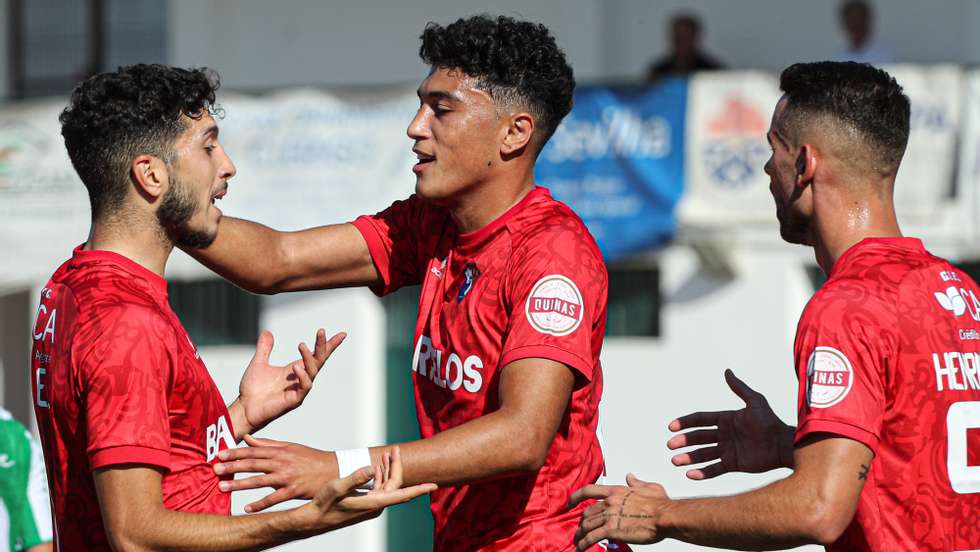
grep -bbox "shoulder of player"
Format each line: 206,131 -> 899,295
797,281 -> 897,346
507,199 -> 600,260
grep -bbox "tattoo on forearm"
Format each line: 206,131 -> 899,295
858,464 -> 869,480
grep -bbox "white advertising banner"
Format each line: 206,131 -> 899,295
956,69 -> 980,252
0,87 -> 419,286
679,65 -> 963,228
884,64 -> 962,221
678,70 -> 781,226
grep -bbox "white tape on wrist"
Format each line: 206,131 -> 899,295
336,448 -> 374,490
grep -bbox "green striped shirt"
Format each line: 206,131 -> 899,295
0,409 -> 51,551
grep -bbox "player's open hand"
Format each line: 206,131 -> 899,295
236,329 -> 345,434
216,434 -> 333,512
302,446 -> 437,532
666,369 -> 794,479
569,474 -> 669,549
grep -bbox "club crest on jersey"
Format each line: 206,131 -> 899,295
525,274 -> 584,336
805,346 -> 853,408
457,263 -> 480,303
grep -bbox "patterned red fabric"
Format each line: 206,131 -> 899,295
794,237 -> 980,551
354,186 -> 612,551
31,247 -> 235,551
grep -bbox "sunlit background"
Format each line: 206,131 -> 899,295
2,1 -> 979,550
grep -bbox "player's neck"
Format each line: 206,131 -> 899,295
812,195 -> 902,275
449,170 -> 535,234
85,217 -> 174,278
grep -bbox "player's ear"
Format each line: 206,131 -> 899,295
501,112 -> 534,157
131,154 -> 167,200
795,143 -> 817,189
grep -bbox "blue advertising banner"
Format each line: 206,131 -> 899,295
536,79 -> 687,262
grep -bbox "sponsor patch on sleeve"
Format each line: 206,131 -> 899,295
805,346 -> 854,408
525,274 -> 584,336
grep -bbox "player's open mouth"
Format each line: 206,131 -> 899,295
210,187 -> 227,205
413,149 -> 435,172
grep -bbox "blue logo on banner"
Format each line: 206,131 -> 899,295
535,80 -> 687,262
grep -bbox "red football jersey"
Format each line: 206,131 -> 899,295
354,186 -> 609,551
794,238 -> 980,551
30,247 -> 236,551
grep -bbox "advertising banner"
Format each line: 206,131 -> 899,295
536,80 -> 688,261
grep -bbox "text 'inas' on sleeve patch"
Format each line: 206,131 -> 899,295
806,346 -> 854,408
525,274 -> 584,336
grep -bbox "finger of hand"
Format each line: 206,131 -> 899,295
725,369 -> 763,406
371,462 -> 384,492
244,487 -> 296,513
243,434 -> 287,448
667,428 -> 719,450
343,482 -> 437,509
625,473 -> 658,489
217,444 -> 280,463
380,452 -> 393,491
577,526 -> 610,551
218,473 -> 278,493
582,501 -> 604,519
313,328 -> 327,359
213,458 -> 280,476
668,411 -> 721,432
568,485 -> 615,508
320,332 -> 347,362
251,330 -> 274,365
580,511 -> 607,533
291,359 -> 314,390
386,446 -> 403,491
687,460 -> 729,480
671,445 -> 721,467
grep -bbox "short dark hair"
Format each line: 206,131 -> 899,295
419,14 -> 575,152
671,13 -> 702,35
779,61 -> 909,174
59,64 -> 220,219
840,0 -> 871,20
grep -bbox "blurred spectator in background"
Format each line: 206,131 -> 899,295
834,0 -> 894,64
0,408 -> 52,552
646,12 -> 724,83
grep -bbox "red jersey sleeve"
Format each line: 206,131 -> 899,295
351,195 -> 452,296
78,304 -> 174,470
499,225 -> 607,381
793,284 -> 898,454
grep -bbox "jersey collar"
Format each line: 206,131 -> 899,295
70,244 -> 169,298
455,186 -> 548,252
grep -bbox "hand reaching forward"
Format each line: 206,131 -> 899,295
297,446 -> 436,534
569,474 -> 670,550
666,369 -> 795,480
217,434 -> 334,513
235,329 -> 346,436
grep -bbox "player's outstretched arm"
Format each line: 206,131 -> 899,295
569,435 -> 871,550
228,328 -> 346,440
214,358 -> 575,512
185,218 -> 380,294
94,447 -> 434,552
666,369 -> 796,479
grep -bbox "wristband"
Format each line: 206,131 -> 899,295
336,448 -> 374,490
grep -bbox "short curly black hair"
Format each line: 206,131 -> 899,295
419,14 -> 575,152
779,61 -> 909,175
59,64 -> 220,219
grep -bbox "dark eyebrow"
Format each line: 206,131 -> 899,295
201,124 -> 219,140
417,89 -> 459,102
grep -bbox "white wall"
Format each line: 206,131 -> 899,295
169,0 -> 604,88
170,0 -> 980,91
